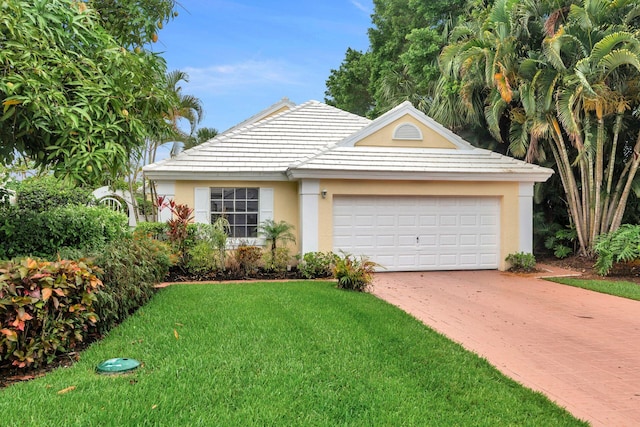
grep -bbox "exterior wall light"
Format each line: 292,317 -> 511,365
321,189 -> 328,199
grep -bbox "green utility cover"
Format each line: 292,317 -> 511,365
96,358 -> 141,374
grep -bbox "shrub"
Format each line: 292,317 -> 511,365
0,205 -> 128,259
262,247 -> 293,273
298,251 -> 338,279
191,218 -> 230,270
231,245 -> 262,276
594,225 -> 640,276
505,252 -> 537,272
0,258 -> 102,368
15,176 -> 94,212
333,252 -> 378,292
134,221 -> 169,240
186,241 -> 217,275
91,234 -> 174,333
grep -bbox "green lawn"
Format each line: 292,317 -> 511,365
547,276 -> 640,300
1,282 -> 585,426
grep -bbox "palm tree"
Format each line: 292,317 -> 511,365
164,70 -> 204,157
258,219 -> 296,260
438,0 -> 640,255
136,70 -> 204,220
183,127 -> 219,151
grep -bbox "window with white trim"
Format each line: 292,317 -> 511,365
210,187 -> 259,238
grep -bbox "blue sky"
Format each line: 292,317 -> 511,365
156,0 -> 374,134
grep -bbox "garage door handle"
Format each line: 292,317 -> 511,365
416,236 -> 419,243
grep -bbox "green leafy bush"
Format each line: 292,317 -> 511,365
262,247 -> 293,273
186,241 -> 217,275
92,234 -> 174,333
134,221 -> 169,240
505,252 -> 537,272
0,258 -> 102,368
0,205 -> 128,259
594,224 -> 640,275
298,251 -> 338,279
333,252 -> 378,292
192,218 -> 230,271
15,176 -> 94,212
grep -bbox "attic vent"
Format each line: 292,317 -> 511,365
393,123 -> 422,140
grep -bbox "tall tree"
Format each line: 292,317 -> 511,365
325,49 -> 375,117
326,0 -> 467,117
0,0 -> 177,185
438,0 -> 640,255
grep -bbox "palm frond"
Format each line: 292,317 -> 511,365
590,32 -> 639,65
600,49 -> 640,76
556,89 -> 581,138
484,90 -> 507,142
568,4 -> 592,30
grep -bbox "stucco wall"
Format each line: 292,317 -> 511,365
316,179 -> 521,271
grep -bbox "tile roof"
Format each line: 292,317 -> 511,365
143,100 -> 371,179
143,99 -> 553,183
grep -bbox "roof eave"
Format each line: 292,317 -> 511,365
286,169 -> 554,183
144,171 -> 290,182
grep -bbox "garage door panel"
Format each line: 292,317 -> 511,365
419,234 -> 437,246
440,215 -> 458,226
460,215 -> 478,226
419,215 -> 437,226
481,215 -> 498,226
333,196 -> 500,271
439,235 -> 458,246
459,234 -> 478,245
377,215 -> 396,226
397,254 -> 419,268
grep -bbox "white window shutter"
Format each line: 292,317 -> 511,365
194,187 -> 210,224
259,188 -> 274,223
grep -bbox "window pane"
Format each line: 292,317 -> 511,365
223,188 -> 235,199
236,188 -> 246,199
223,200 -> 234,212
247,214 -> 258,226
247,188 -> 259,200
236,201 -> 246,212
211,188 -> 223,199
211,201 -> 221,212
248,226 -> 258,238
247,201 -> 258,212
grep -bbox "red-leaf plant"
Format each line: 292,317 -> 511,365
157,197 -> 194,266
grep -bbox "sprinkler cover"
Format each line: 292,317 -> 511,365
96,358 -> 141,374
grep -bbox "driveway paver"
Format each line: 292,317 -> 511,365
372,266 -> 640,427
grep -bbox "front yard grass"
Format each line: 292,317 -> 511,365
547,277 -> 640,301
0,281 -> 585,426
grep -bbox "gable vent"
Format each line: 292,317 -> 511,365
393,123 -> 422,140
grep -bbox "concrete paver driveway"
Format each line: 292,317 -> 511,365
372,266 -> 640,427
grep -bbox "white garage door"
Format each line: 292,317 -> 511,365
333,196 -> 500,271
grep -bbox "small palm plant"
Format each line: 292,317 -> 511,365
258,219 -> 296,261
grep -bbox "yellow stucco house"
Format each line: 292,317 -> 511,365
143,98 -> 553,271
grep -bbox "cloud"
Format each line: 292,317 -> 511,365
349,0 -> 371,14
182,60 -> 304,95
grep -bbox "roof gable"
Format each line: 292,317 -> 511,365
339,101 -> 473,150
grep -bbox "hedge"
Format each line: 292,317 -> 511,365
0,205 -> 128,259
